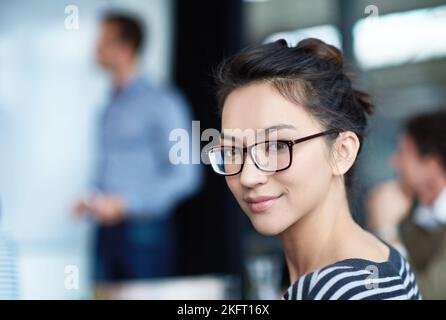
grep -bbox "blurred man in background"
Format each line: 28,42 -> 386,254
74,13 -> 201,282
367,110 -> 446,299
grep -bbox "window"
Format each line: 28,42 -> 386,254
354,5 -> 446,69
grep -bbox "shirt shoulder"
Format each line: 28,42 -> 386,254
134,79 -> 186,103
284,247 -> 421,300
284,264 -> 362,300
120,79 -> 191,126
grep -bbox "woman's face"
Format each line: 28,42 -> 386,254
222,82 -> 336,236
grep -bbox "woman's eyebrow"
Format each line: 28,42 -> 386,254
265,124 -> 297,132
221,124 -> 297,141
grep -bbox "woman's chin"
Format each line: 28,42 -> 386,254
250,219 -> 287,236
247,208 -> 300,236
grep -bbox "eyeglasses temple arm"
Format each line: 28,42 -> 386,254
290,129 -> 340,145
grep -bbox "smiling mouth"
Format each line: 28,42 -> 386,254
244,195 -> 282,213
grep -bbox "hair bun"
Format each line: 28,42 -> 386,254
296,38 -> 374,115
353,88 -> 374,116
296,38 -> 344,68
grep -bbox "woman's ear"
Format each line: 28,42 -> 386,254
332,131 -> 361,176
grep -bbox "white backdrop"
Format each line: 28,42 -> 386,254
0,0 -> 173,299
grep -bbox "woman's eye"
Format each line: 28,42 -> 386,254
224,148 -> 237,157
268,141 -> 287,152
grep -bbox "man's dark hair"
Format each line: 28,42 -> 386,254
102,12 -> 145,54
406,110 -> 446,170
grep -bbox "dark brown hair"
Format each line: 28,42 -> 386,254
214,38 -> 374,190
406,110 -> 446,170
103,13 -> 144,54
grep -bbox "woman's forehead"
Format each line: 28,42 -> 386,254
221,82 -> 316,130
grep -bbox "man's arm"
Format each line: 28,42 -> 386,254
366,180 -> 413,254
401,219 -> 446,299
124,89 -> 203,218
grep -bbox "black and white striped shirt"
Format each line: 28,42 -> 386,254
284,244 -> 421,300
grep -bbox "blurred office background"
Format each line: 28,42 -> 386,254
0,0 -> 446,299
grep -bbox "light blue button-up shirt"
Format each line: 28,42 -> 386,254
95,76 -> 202,219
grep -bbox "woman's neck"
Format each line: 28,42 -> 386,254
279,181 -> 359,285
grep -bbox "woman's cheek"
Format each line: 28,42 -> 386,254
225,176 -> 241,200
279,152 -> 329,210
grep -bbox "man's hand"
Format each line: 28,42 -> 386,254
366,180 -> 413,243
72,194 -> 127,226
73,199 -> 89,216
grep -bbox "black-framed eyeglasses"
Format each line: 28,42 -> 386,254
207,129 -> 340,176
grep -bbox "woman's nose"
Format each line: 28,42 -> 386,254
239,155 -> 269,188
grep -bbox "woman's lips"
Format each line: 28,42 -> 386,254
244,195 -> 282,213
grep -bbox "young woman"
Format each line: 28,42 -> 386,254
207,38 -> 421,300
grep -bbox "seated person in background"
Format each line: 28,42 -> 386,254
367,110 -> 446,299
